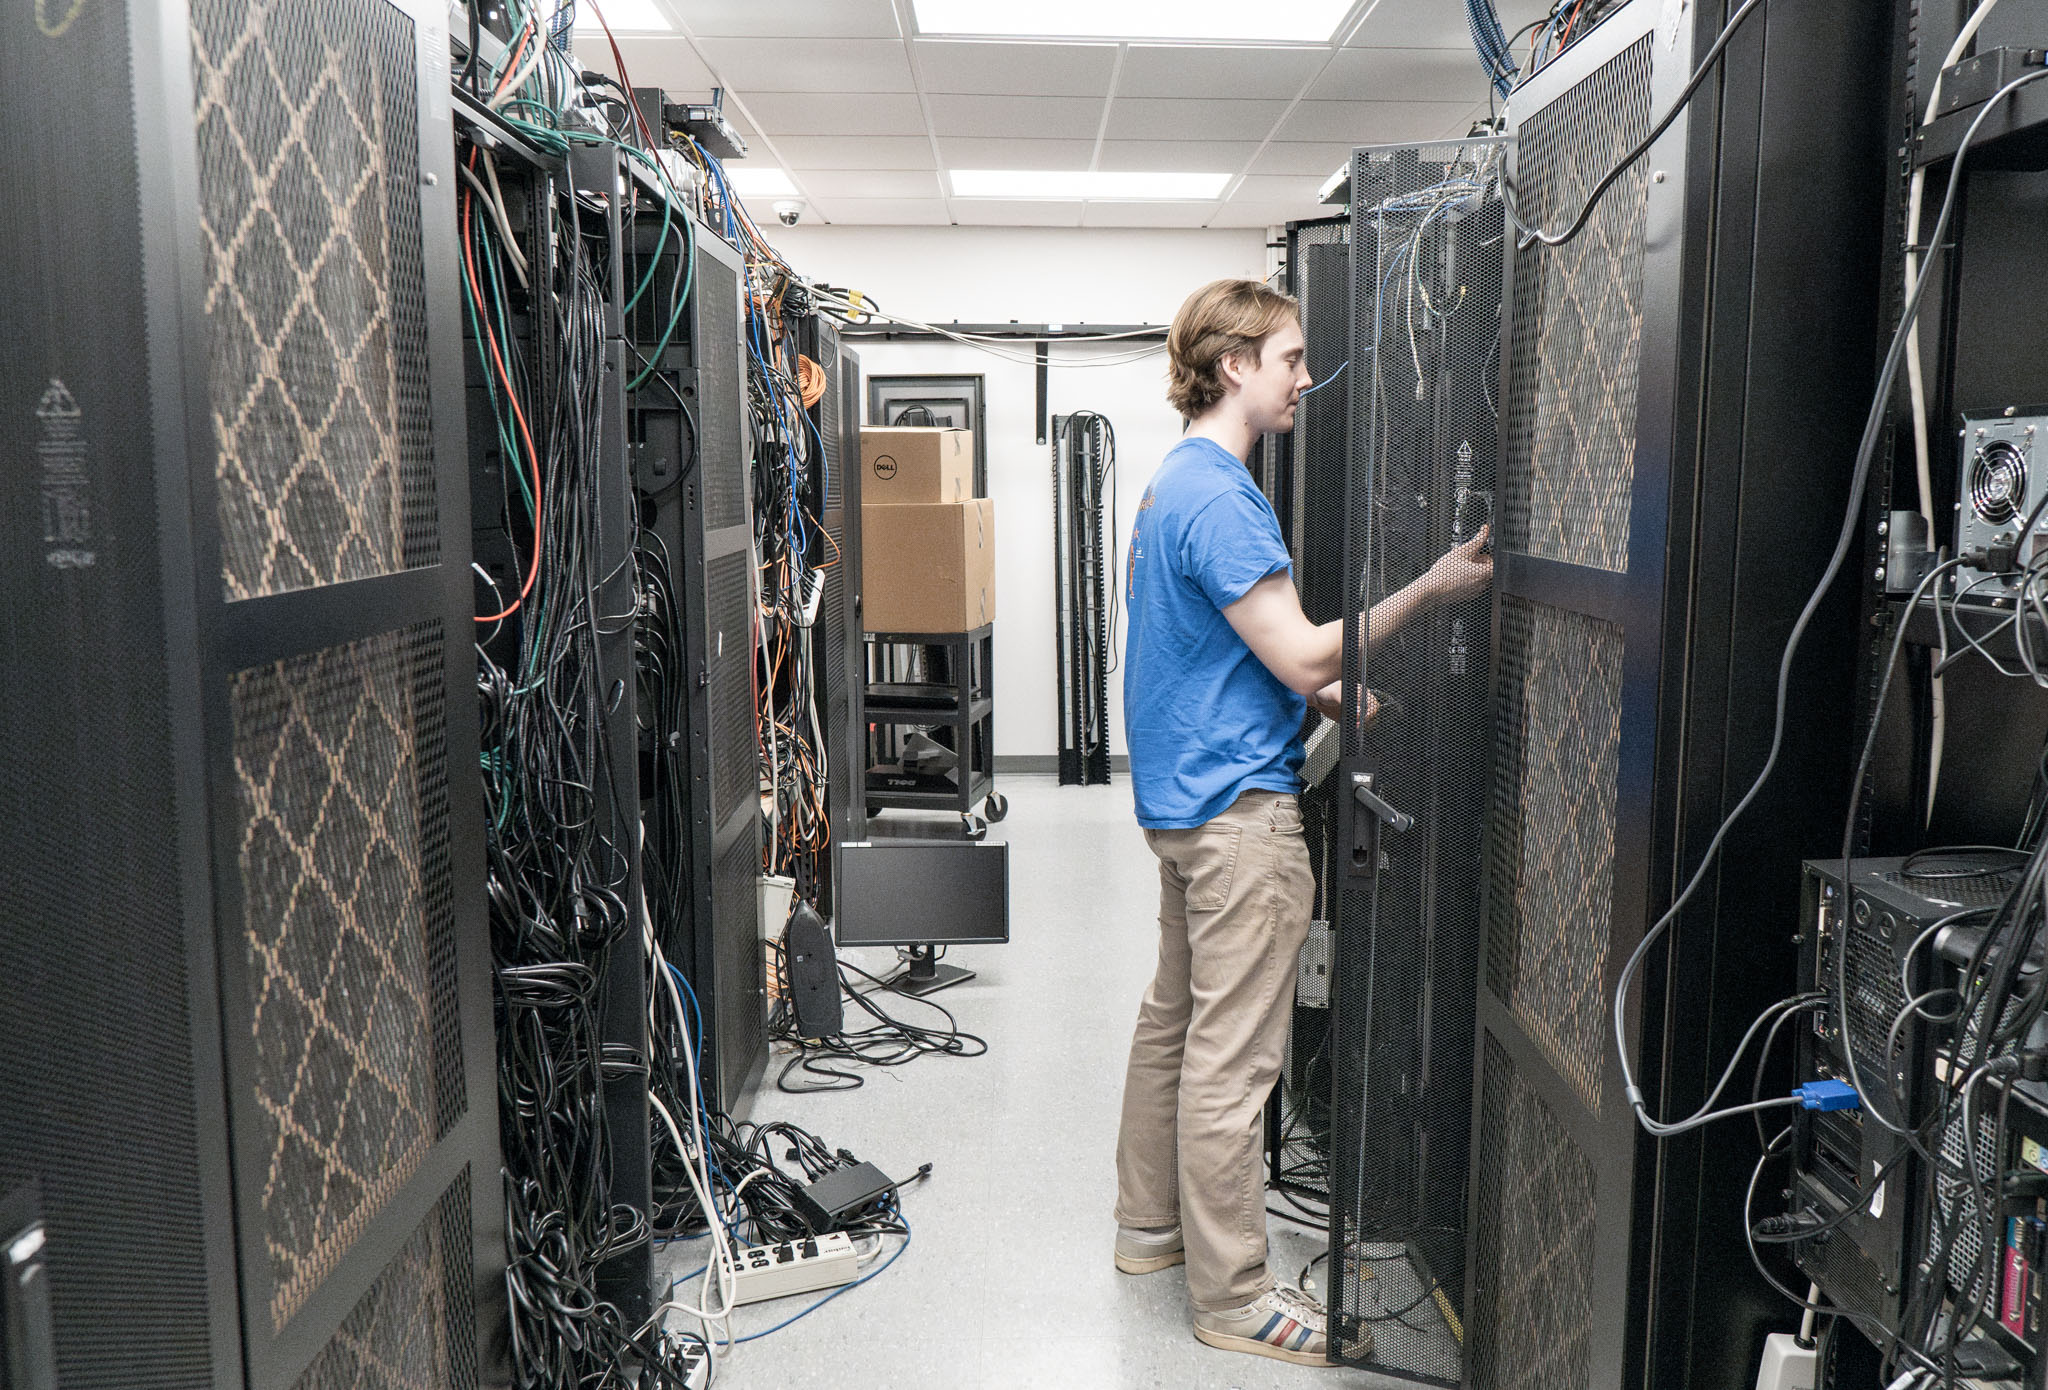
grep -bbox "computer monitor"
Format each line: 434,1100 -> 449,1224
835,838 -> 1010,994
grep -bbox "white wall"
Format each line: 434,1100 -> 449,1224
774,226 -> 1270,760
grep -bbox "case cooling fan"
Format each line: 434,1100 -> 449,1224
1970,439 -> 2028,526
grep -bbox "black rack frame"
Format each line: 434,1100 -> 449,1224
1052,412 -> 1114,786
864,625 -> 999,828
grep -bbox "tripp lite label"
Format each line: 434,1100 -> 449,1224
36,379 -> 95,570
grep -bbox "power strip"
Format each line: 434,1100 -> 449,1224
720,1231 -> 860,1306
677,1341 -> 709,1390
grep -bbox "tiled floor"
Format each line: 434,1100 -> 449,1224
661,776 -> 1416,1389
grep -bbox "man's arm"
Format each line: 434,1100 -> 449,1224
1223,527 -> 1493,696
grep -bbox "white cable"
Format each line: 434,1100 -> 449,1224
482,151 -> 532,285
1913,0 -> 2003,820
488,30 -> 548,111
808,291 -> 1168,371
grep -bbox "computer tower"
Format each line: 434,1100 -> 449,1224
1,1 -> 506,1387
629,209 -> 765,1118
1326,136 -> 1505,1384
1455,2 -> 1888,1387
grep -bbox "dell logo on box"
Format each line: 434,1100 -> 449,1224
872,454 -> 897,479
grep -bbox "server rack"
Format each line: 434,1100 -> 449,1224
1325,136 -> 1505,1385
1270,214 -> 1352,1209
1434,4 -> 1888,1387
627,205 -> 765,1119
801,315 -> 865,917
1,1 -> 505,1386
1052,411 -> 1114,786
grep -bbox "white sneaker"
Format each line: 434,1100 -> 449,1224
1193,1284 -> 1341,1366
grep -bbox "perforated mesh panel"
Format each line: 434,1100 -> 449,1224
230,622 -> 460,1330
192,0 -> 439,601
711,827 -> 764,1107
697,252 -> 747,532
1499,35 -> 1653,572
1327,139 -> 1506,1384
706,550 -> 754,821
1840,911 -> 1907,1067
1485,596 -> 1623,1114
1933,1099 -> 2001,1306
819,331 -> 843,512
1291,220 -> 1351,625
1470,1033 -> 1596,1390
287,1174 -> 477,1390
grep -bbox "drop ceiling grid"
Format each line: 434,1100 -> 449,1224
588,0 -> 1546,226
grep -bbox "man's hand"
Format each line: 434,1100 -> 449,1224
1309,682 -> 1379,724
1419,526 -> 1493,605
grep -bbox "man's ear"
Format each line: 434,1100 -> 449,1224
1216,348 -> 1250,393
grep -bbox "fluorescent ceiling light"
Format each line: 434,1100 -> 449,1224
726,167 -> 799,198
950,169 -> 1230,200
912,0 -> 1351,43
573,0 -> 673,32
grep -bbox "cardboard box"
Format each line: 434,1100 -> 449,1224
860,428 -> 973,505
862,499 -> 996,633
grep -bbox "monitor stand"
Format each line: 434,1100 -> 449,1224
896,944 -> 974,997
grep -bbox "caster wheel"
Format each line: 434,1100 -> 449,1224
962,814 -> 989,842
983,793 -> 1009,823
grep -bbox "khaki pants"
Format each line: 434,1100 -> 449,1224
1114,788 -> 1314,1311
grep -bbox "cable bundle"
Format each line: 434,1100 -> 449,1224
767,954 -> 990,1093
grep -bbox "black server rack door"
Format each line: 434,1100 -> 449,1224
1328,136 -> 1506,1386
1471,18 -> 1669,1390
689,231 -> 767,1116
1465,1 -> 1884,1386
4,1 -> 506,1387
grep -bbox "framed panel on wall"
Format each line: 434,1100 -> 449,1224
867,374 -> 989,496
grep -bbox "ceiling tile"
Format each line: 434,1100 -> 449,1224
771,135 -> 938,169
793,169 -> 945,198
1246,141 -> 1356,175
739,91 -> 929,136
1114,44 -> 1328,99
674,0 -> 901,37
936,136 -> 1098,170
1104,97 -> 1289,142
1309,46 -> 1489,103
927,93 -> 1105,140
1079,200 -> 1220,228
1095,139 -> 1263,172
808,196 -> 954,225
1274,99 -> 1476,144
697,37 -> 915,92
951,199 -> 1085,227
1231,174 -> 1332,203
1209,200 -> 1313,228
912,40 -> 1118,96
1350,0 -> 1550,49
576,35 -> 717,96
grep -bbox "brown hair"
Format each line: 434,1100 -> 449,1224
1165,278 -> 1301,419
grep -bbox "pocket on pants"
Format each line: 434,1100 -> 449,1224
1268,795 -> 1303,836
1182,825 -> 1244,912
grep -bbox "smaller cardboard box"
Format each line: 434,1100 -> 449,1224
860,428 -> 973,504
862,499 -> 996,633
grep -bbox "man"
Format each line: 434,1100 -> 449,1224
1112,278 -> 1491,1367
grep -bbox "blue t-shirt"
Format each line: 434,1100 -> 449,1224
1123,436 -> 1305,829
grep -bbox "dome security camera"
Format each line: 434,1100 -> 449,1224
773,200 -> 803,227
